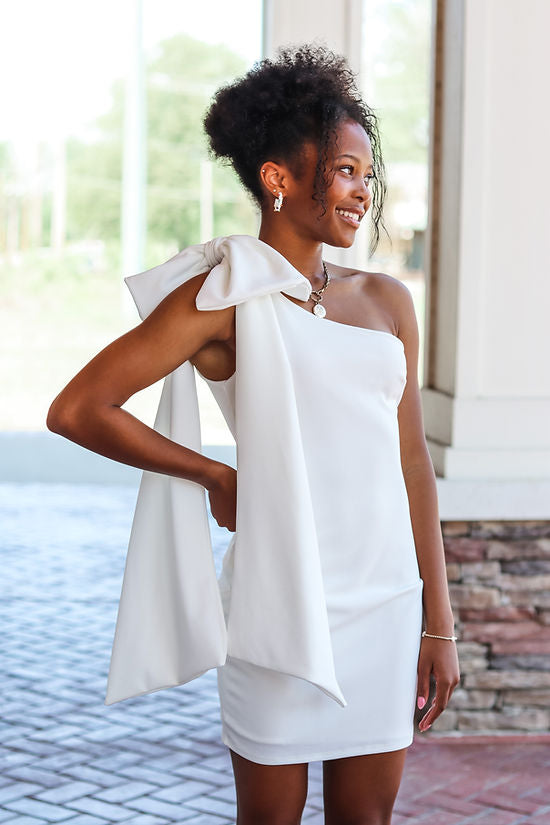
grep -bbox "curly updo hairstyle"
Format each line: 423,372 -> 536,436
203,42 -> 389,256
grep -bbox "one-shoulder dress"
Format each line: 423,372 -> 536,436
203,284 -> 424,765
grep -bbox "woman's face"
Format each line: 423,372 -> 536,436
285,118 -> 375,248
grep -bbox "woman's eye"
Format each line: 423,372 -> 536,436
340,166 -> 375,184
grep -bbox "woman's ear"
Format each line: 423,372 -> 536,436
259,161 -> 287,199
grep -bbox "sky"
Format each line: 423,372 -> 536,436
0,0 -> 263,145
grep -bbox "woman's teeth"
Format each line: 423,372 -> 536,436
336,209 -> 361,225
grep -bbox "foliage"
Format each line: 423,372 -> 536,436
367,0 -> 432,164
65,34 -> 258,252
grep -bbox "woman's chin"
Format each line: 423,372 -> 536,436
328,220 -> 361,247
325,232 -> 356,249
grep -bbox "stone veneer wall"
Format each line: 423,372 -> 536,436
426,520 -> 550,734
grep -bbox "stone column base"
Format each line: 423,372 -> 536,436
426,520 -> 550,735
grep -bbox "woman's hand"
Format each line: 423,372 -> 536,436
416,636 -> 460,732
207,463 -> 237,532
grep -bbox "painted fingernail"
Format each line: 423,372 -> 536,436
417,696 -> 426,709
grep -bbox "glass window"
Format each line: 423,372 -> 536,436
0,0 -> 262,446
362,0 -> 432,385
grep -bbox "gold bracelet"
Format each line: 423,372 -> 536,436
422,630 -> 457,641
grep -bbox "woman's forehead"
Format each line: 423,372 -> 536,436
301,125 -> 373,164
333,121 -> 372,156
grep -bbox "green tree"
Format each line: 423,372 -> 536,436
66,34 -> 257,253
367,0 -> 431,164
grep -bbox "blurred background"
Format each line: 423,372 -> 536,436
0,0 -> 431,446
1,0 -> 550,786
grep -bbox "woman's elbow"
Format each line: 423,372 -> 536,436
46,393 -> 82,437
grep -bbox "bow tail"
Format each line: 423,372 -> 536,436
104,364 -> 228,705
226,296 -> 347,708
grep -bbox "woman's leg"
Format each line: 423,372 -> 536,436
229,748 -> 309,825
323,747 -> 408,825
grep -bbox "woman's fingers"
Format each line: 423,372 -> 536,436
416,665 -> 431,712
416,637 -> 461,732
418,675 -> 456,731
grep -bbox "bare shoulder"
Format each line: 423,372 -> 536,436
334,263 -> 417,339
361,270 -> 420,373
363,270 -> 416,335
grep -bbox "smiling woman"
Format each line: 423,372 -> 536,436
47,42 -> 459,825
203,44 -> 389,257
251,120 -> 376,254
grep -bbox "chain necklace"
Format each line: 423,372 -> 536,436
310,261 -> 331,317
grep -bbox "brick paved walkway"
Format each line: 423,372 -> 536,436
1,483 -> 549,824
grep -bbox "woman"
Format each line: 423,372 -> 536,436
48,44 -> 460,825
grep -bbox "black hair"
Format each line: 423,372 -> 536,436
203,42 -> 389,256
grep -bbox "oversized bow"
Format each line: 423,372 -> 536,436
104,234 -> 347,708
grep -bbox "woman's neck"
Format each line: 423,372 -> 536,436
257,219 -> 326,283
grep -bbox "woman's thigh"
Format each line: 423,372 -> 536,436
323,747 -> 408,825
229,748 -> 309,825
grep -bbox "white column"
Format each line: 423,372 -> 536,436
263,0 -> 362,72
422,0 -> 550,517
50,138 -> 66,254
200,159 -> 214,243
121,0 -> 147,303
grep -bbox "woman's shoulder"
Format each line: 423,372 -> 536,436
328,263 -> 414,335
329,263 -> 412,302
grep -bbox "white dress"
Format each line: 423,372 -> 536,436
204,287 -> 424,765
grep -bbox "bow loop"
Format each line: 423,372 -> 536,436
195,235 -> 312,310
202,237 -> 224,271
125,234 -> 312,319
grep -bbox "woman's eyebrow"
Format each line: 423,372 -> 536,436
336,153 -> 374,171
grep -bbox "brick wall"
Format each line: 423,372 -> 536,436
428,520 -> 550,734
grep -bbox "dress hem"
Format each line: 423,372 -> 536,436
220,728 -> 415,765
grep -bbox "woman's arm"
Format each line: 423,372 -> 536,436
390,278 -> 454,630
388,277 -> 460,731
47,270 -> 235,493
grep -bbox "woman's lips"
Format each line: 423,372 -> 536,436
336,211 -> 361,228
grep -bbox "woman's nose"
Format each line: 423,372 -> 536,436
356,186 -> 371,208
355,178 -> 371,201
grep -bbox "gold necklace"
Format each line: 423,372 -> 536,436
310,261 -> 331,318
